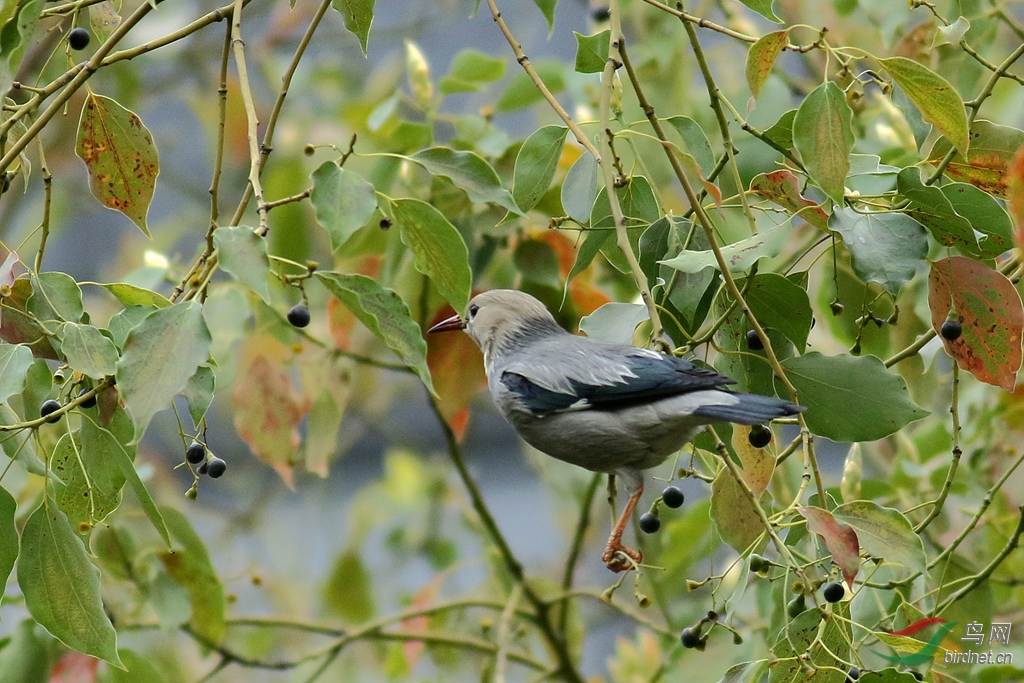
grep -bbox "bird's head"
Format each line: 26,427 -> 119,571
428,289 -> 563,365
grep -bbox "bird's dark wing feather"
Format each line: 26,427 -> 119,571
501,347 -> 735,415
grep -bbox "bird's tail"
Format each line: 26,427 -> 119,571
692,391 -> 804,425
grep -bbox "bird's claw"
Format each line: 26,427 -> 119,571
602,544 -> 642,572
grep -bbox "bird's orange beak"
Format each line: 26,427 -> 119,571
427,313 -> 465,333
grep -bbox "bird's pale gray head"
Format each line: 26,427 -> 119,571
462,290 -> 563,361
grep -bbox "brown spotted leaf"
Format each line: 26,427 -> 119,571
232,353 -> 308,485
929,256 -> 1024,391
745,29 -> 789,99
929,121 -> 1024,198
75,93 -> 159,236
799,506 -> 860,588
749,170 -> 829,230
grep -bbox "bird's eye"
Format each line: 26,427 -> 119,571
468,304 -> 479,318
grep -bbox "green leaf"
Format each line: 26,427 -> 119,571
0,0 -> 43,95
410,147 -> 519,214
897,167 -> 980,255
332,0 -> 374,55
665,116 -> 715,175
833,500 -> 927,574
745,30 -> 789,98
560,152 -> 598,221
573,30 -> 609,73
89,1 -> 121,43
763,109 -> 796,149
99,283 -> 172,308
183,365 -> 216,427
102,649 -> 167,683
779,352 -> 929,442
59,323 -> 118,379
81,412 -> 170,548
829,206 -> 928,295
309,162 -> 378,252
115,302 -> 212,443
743,273 -> 812,353
881,56 -> 969,155
512,125 -> 568,214
0,343 -> 33,402
316,272 -> 435,394
108,305 -> 158,349
51,429 -> 124,532
212,226 -> 271,303
439,49 -> 505,94
0,619 -> 53,683
739,0 -> 781,23
0,404 -> 44,477
940,181 -> 1013,256
75,93 -> 159,236
0,487 -> 17,608
496,60 -> 565,113
769,605 -> 850,683
18,504 -> 122,666
382,197 -> 471,313
793,81 -> 854,205
28,271 -> 84,325
579,302 -> 649,344
712,472 -> 770,556
158,506 -> 226,644
323,548 -> 375,623
660,223 -> 791,274
932,15 -> 970,47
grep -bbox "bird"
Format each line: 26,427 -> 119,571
428,289 -> 804,572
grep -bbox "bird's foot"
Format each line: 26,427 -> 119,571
602,543 -> 642,573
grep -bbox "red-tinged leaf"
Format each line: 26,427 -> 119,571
75,94 -> 159,236
928,121 -> 1024,198
746,30 -> 790,99
886,617 -> 947,637
48,652 -> 99,683
929,256 -> 1024,391
426,304 -> 486,440
0,278 -> 59,359
232,353 -> 308,485
400,576 -> 443,669
798,506 -> 860,588
880,57 -> 969,155
750,170 -> 829,230
1009,144 -> 1024,247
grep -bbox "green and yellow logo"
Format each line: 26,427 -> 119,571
875,617 -> 956,666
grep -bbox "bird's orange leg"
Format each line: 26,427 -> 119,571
602,480 -> 644,572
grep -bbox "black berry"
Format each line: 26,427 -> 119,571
206,457 -> 227,478
830,301 -> 844,316
379,218 -> 392,230
846,667 -> 860,682
638,512 -> 660,534
591,6 -> 611,21
749,553 -> 767,573
823,581 -> 845,603
196,462 -> 208,475
680,627 -> 701,648
186,441 -> 207,465
745,329 -> 764,350
661,486 -> 684,509
786,595 -> 806,618
287,304 -> 310,328
68,27 -> 90,51
748,424 -> 772,448
77,388 -> 97,409
40,399 -> 62,423
940,320 -> 962,341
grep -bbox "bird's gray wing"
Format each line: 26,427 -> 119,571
499,338 -> 735,414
